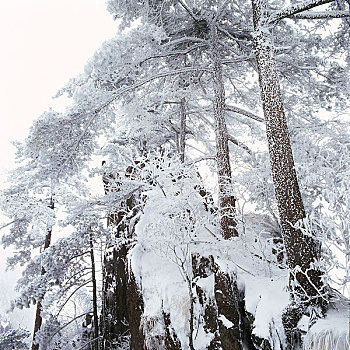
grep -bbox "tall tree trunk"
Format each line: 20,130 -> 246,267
210,24 -> 238,239
101,165 -> 136,348
179,97 -> 187,164
251,0 -> 328,338
31,197 -> 54,350
90,230 -> 99,350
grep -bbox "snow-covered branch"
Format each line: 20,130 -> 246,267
227,134 -> 253,155
226,105 -> 265,123
270,0 -> 334,22
291,10 -> 350,19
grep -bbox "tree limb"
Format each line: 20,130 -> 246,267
140,43 -> 208,65
0,220 -> 17,230
49,312 -> 92,341
270,0 -> 334,22
226,105 -> 265,123
76,336 -> 102,350
55,279 -> 92,317
57,66 -> 212,176
227,134 -> 253,155
336,0 -> 350,26
291,10 -> 350,19
217,24 -> 253,42
185,155 -> 217,165
221,55 -> 255,65
177,0 -> 198,21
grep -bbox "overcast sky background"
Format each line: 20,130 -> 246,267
0,0 -> 117,329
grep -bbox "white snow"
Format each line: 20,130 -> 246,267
298,315 -> 311,333
243,273 -> 290,340
218,314 -> 234,328
129,244 -> 191,349
195,274 -> 215,298
303,306 -> 350,350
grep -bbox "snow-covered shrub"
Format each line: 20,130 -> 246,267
0,328 -> 30,350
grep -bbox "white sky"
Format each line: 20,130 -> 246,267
0,0 -> 117,172
0,0 -> 117,330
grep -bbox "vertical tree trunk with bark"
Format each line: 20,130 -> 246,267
210,23 -> 238,239
90,230 -> 99,350
32,197 -> 54,350
101,169 -> 130,349
251,0 -> 328,341
179,97 -> 187,164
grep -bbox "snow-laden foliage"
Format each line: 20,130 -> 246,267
0,314 -> 29,350
0,328 -> 30,350
1,1 -> 350,349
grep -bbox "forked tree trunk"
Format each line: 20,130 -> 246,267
32,197 -> 54,350
251,0 -> 328,334
210,24 -> 238,239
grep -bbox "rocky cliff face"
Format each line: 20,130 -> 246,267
100,236 -> 287,350
99,171 -> 289,350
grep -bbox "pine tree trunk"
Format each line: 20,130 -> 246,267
90,230 -> 99,350
251,0 -> 328,338
31,197 -> 54,350
101,168 -> 130,348
179,97 -> 186,164
210,24 -> 238,239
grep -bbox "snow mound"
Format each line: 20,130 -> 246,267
303,307 -> 350,350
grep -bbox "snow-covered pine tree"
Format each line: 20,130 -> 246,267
1,1 -> 350,349
250,0 -> 350,344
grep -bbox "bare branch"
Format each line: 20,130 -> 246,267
76,336 -> 102,350
55,279 -> 92,317
226,105 -> 264,123
177,0 -> 198,21
140,43 -> 208,65
221,55 -> 255,65
217,24 -> 253,41
162,36 -> 207,48
50,312 -> 92,340
227,134 -> 253,155
185,155 -> 217,165
0,220 -> 17,230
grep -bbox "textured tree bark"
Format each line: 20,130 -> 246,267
179,97 -> 187,164
31,197 -> 54,350
214,272 -> 243,350
90,230 -> 99,350
210,24 -> 238,239
100,244 -> 129,349
251,0 -> 328,341
101,164 -> 142,349
101,168 -> 130,349
127,271 -> 147,350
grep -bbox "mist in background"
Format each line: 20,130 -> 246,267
0,0 -> 117,330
